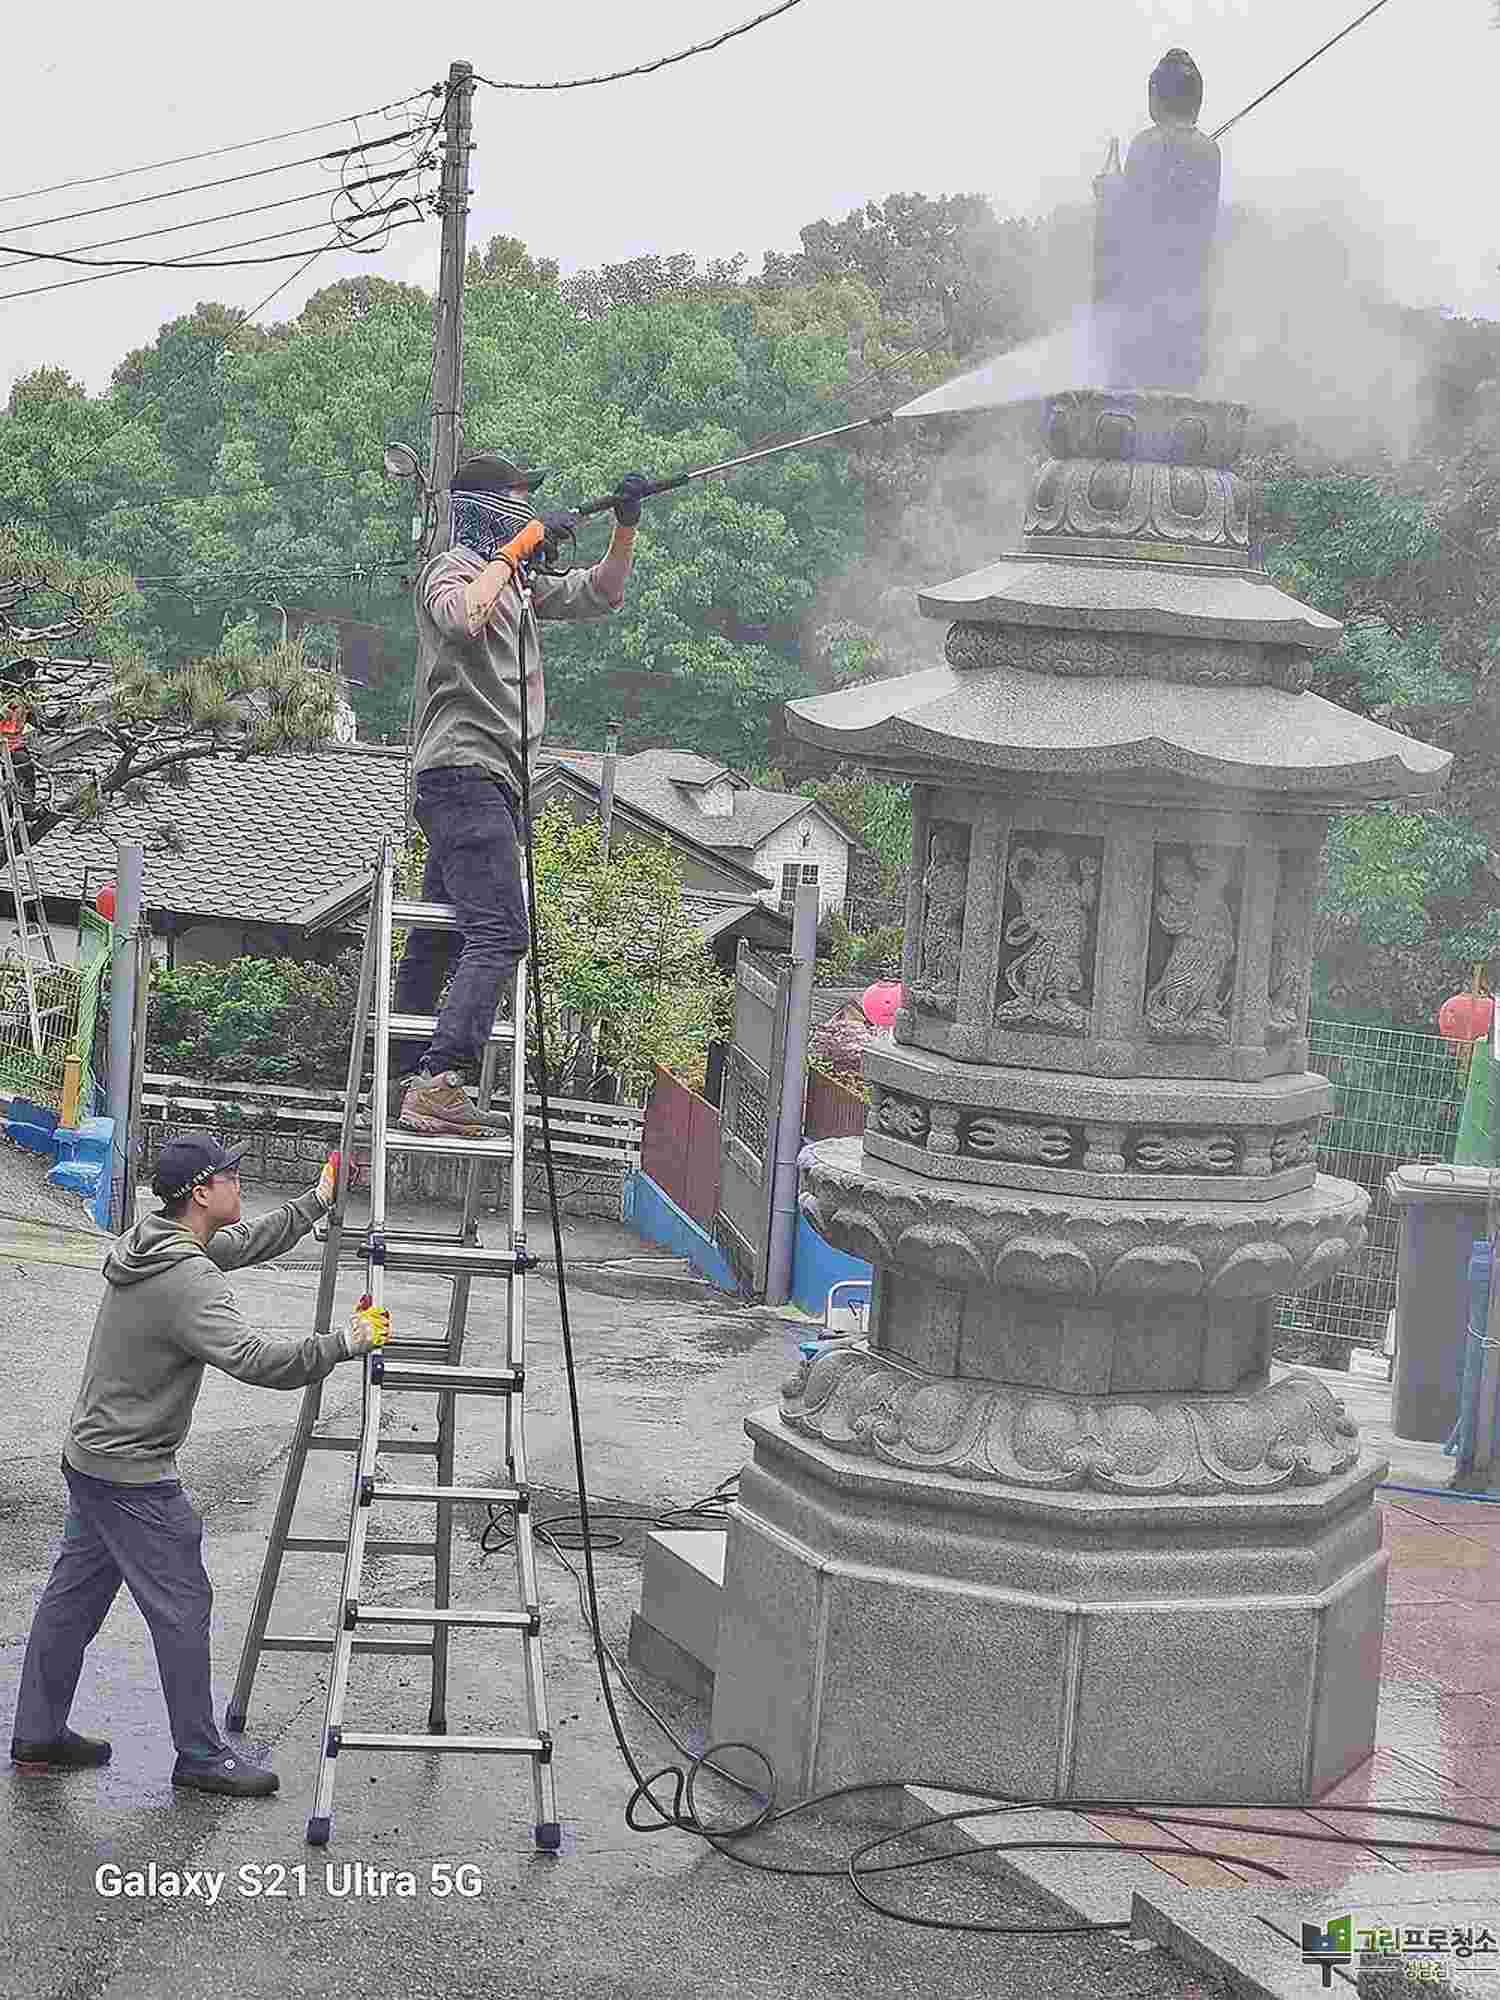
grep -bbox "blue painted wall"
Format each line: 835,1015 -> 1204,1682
623,1171 -> 739,1293
6,1099 -> 116,1230
791,1211 -> 872,1321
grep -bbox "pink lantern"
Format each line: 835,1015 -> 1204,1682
1438,991 -> 1494,1049
862,981 -> 902,1030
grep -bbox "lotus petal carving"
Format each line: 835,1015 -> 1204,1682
780,1347 -> 1363,1495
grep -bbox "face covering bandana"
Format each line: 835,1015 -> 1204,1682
449,490 -> 539,564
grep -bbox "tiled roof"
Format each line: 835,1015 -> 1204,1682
27,742 -> 408,927
682,891 -> 792,945
541,748 -> 853,861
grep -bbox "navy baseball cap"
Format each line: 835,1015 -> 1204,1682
152,1135 -> 247,1203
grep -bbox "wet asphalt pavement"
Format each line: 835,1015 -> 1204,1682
0,1207 -> 1231,2000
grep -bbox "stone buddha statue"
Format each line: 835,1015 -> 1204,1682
1093,47 -> 1222,391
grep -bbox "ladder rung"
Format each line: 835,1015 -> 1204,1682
375,1361 -> 520,1396
384,1129 -> 515,1161
378,1242 -> 522,1279
333,1731 -> 544,1756
366,1482 -> 523,1506
382,1011 -> 515,1046
306,1435 -> 440,1455
261,1635 -> 433,1656
351,1605 -> 538,1630
282,1537 -> 438,1556
390,899 -> 471,933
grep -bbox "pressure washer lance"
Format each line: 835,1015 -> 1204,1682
570,410 -> 896,524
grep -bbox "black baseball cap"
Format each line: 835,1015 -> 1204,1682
152,1135 -> 248,1204
451,453 -> 547,496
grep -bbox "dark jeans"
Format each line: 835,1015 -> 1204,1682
394,766 -> 526,1080
14,1462 -> 225,1765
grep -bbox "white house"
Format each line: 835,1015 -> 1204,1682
542,749 -> 861,920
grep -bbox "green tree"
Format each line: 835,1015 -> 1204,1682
529,803 -> 728,1097
0,522 -> 335,846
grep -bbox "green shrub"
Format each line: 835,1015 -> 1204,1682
147,953 -> 360,1086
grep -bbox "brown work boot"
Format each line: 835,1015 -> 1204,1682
398,1070 -> 511,1139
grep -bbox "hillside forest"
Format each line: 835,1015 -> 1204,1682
3,189 -> 1499,1026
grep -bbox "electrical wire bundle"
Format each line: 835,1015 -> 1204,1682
0,86 -> 442,303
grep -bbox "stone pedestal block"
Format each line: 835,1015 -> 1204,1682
710,1412 -> 1388,1804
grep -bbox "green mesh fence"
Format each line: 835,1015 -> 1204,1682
0,908 -> 110,1116
1274,1016 -> 1465,1365
74,908 -> 109,1113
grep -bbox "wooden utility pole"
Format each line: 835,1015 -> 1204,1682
425,60 -> 476,557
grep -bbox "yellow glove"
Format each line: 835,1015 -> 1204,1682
316,1149 -> 341,1210
343,1294 -> 390,1358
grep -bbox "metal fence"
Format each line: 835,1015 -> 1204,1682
805,1068 -> 867,1141
640,1065 -> 721,1232
0,908 -> 110,1115
1274,1016 -> 1465,1365
140,1071 -> 642,1217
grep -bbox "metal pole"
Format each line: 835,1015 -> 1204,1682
106,841 -> 144,1233
424,59 -> 475,558
121,922 -> 151,1226
764,880 -> 819,1307
599,724 -> 620,861
1472,1002 -> 1500,1489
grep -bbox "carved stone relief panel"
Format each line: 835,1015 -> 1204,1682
943,622 -> 1313,692
1128,1128 -> 1238,1174
1267,853 -> 1316,1044
1142,843 -> 1244,1046
870,1089 -> 1085,1169
910,820 -> 969,1020
993,832 -> 1102,1036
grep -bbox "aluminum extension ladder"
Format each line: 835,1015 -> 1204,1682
0,738 -> 59,1056
227,834 -> 558,1849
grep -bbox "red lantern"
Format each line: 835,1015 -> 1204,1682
862,981 -> 903,1030
1438,991 -> 1494,1049
94,882 -> 116,922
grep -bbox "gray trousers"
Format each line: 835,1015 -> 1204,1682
14,1461 -> 226,1765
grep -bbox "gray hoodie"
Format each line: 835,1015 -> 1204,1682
64,1189 -> 346,1486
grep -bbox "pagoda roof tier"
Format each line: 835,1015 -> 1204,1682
917,553 -> 1344,650
786,663 -> 1449,802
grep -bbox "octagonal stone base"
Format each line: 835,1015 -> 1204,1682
709,1413 -> 1388,1805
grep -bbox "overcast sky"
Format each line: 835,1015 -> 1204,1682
1,0 -> 1495,399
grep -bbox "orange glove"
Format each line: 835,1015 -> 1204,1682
498,520 -> 544,568
344,1293 -> 390,1358
316,1149 -> 341,1210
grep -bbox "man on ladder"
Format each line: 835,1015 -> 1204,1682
393,452 -> 649,1138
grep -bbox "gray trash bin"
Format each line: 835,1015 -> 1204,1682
1385,1165 -> 1498,1444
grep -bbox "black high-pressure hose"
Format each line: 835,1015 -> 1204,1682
503,548 -> 1500,1942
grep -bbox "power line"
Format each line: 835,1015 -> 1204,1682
0,90 -> 440,211
0,205 -> 424,304
0,168 -> 418,275
0,125 -> 432,240
474,0 -> 806,91
1210,0 -> 1398,141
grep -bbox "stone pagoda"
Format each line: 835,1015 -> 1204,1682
709,54 -> 1449,1804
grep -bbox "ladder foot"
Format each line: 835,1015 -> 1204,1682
306,1815 -> 331,1847
428,1711 -> 446,1734
224,1705 -> 247,1734
534,1821 -> 562,1853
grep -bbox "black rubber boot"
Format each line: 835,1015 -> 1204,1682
172,1752 -> 279,1799
10,1728 -> 112,1772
